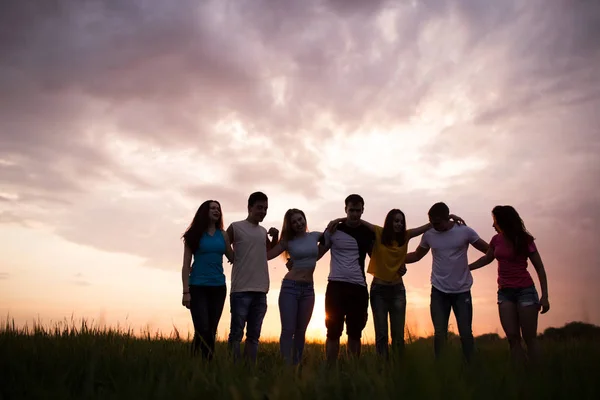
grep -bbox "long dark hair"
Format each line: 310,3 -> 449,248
182,200 -> 223,253
492,205 -> 534,256
381,209 -> 407,247
280,208 -> 308,259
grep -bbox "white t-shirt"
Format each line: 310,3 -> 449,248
229,220 -> 269,293
418,224 -> 480,294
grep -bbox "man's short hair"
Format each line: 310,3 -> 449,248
345,194 -> 364,207
428,202 -> 450,219
248,191 -> 268,207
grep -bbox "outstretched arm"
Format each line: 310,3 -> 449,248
359,219 -> 376,232
529,251 -> 550,313
407,214 -> 465,240
469,244 -> 495,271
471,238 -> 489,254
407,223 -> 432,240
267,242 -> 285,260
405,246 -> 430,264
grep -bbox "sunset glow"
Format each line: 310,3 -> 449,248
1,0 -> 599,344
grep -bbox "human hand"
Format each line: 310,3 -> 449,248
182,293 -> 191,309
398,264 -> 407,277
326,218 -> 345,233
539,297 -> 550,314
450,214 -> 466,226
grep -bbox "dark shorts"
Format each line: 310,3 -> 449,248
497,285 -> 539,307
325,280 -> 369,340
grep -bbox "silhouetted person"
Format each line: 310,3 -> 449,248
226,192 -> 278,363
321,194 -> 375,364
406,202 -> 488,362
327,209 -> 465,359
469,205 -> 550,364
181,200 -> 234,360
267,209 -> 327,365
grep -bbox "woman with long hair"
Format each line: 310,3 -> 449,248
267,209 -> 326,365
327,210 -> 464,359
469,205 -> 549,363
181,200 -> 234,360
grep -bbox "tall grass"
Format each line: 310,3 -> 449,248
1,318 -> 599,399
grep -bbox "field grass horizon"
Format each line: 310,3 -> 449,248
2,318 -> 600,400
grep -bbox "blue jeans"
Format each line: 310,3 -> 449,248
228,291 -> 268,363
498,285 -> 539,307
370,283 -> 406,358
278,279 -> 315,365
430,286 -> 474,361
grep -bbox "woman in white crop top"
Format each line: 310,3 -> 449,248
267,208 -> 327,365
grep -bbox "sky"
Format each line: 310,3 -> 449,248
1,0 -> 599,343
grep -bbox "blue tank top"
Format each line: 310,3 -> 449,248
189,230 -> 226,286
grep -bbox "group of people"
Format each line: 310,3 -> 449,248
181,191 -> 550,366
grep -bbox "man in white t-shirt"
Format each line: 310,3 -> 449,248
226,191 -> 279,363
406,202 -> 488,362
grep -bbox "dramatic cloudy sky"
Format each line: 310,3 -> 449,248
1,0 -> 599,341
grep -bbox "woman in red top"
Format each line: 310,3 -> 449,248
469,205 -> 549,363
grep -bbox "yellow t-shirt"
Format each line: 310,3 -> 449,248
367,225 -> 409,282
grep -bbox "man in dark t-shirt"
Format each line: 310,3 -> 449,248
322,194 -> 375,363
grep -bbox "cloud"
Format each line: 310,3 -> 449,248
0,0 -> 598,297
69,272 -> 91,287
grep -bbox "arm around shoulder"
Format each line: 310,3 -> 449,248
267,241 -> 285,260
405,245 -> 429,264
468,242 -> 495,271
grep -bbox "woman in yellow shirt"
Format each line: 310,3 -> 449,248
329,209 -> 463,359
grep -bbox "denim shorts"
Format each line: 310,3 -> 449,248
497,285 -> 539,307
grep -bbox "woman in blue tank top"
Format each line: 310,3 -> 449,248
267,208 -> 327,365
181,200 -> 233,360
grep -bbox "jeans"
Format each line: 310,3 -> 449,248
497,285 -> 539,307
189,285 -> 227,360
370,283 -> 406,358
430,286 -> 474,361
278,279 -> 315,365
228,291 -> 268,362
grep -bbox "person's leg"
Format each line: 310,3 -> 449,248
228,292 -> 252,361
189,285 -> 210,358
325,282 -> 344,365
389,283 -> 407,358
293,285 -> 315,365
430,286 -> 452,359
278,281 -> 299,365
516,286 -> 541,363
206,285 -> 227,360
452,290 -> 474,362
244,292 -> 268,363
346,283 -> 369,358
370,283 -> 390,358
498,288 -> 525,364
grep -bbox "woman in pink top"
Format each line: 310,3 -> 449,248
469,205 -> 550,363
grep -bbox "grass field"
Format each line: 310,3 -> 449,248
2,320 -> 599,400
